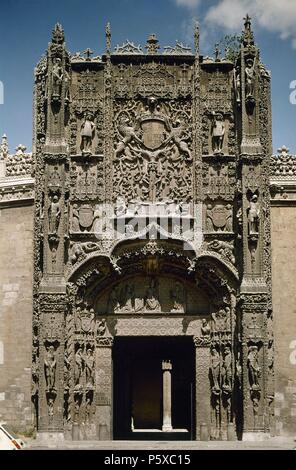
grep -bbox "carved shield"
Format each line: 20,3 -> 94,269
81,314 -> 94,333
141,119 -> 166,150
211,205 -> 227,229
79,205 -> 93,229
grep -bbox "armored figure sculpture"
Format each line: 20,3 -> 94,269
247,345 -> 261,390
212,113 -> 225,154
44,345 -> 57,391
48,195 -> 61,234
52,57 -> 63,101
81,113 -> 96,154
248,194 -> 260,235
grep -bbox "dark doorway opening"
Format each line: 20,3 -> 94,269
113,336 -> 195,440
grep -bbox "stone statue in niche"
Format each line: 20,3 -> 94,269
210,347 -> 221,392
85,349 -> 95,387
75,347 -> 84,386
170,282 -> 185,313
64,69 -> 71,103
247,194 -> 260,235
247,345 -> 261,390
144,278 -> 161,312
48,194 -> 61,234
221,346 -> 232,392
51,57 -> 63,102
81,113 -> 96,154
211,113 -> 225,154
245,58 -> 256,98
44,345 -> 57,391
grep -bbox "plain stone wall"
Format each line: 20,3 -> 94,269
271,206 -> 296,436
0,203 -> 34,432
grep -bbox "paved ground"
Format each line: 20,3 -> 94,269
27,436 -> 296,450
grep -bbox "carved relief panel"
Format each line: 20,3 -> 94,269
113,96 -> 193,204
95,276 -> 210,315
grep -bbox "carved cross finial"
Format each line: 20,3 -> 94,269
106,22 -> 111,55
277,145 -> 290,157
83,48 -> 94,60
242,13 -> 254,46
145,33 -> 160,55
214,43 -> 221,62
52,23 -> 65,45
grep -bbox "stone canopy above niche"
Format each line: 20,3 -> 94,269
95,275 -> 210,315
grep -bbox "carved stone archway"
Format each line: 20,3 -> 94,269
64,239 -> 239,441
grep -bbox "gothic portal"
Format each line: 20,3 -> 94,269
32,18 -> 274,441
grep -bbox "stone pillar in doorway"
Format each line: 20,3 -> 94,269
95,336 -> 113,440
194,336 -> 211,440
162,360 -> 173,432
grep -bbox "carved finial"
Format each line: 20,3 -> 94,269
214,43 -> 221,62
242,14 -> 254,46
0,134 -> 9,159
83,48 -> 94,61
145,34 -> 160,55
106,22 -> 111,55
194,21 -> 200,56
52,23 -> 65,44
277,145 -> 290,157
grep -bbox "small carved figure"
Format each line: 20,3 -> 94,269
248,194 -> 260,235
52,57 -> 63,100
236,351 -> 242,389
97,319 -> 107,337
115,117 -> 141,157
81,113 -> 96,154
85,349 -> 95,387
221,346 -> 232,391
44,345 -> 57,391
247,345 -> 260,390
206,204 -> 214,231
170,282 -> 185,313
212,112 -> 225,154
71,204 -> 80,232
75,347 -> 84,386
245,58 -> 256,98
48,195 -> 61,234
201,319 -> 211,338
210,347 -> 221,392
120,283 -> 135,312
170,119 -> 192,160
144,278 -> 161,312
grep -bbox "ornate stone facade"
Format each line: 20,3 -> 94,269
5,17 -> 296,440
